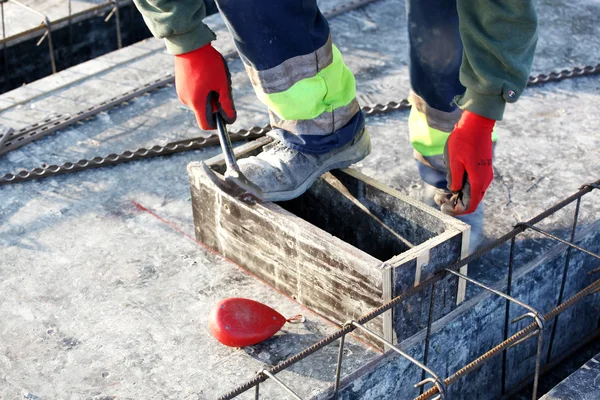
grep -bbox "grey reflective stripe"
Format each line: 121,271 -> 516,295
269,99 -> 360,136
413,142 -> 498,171
244,36 -> 334,95
414,150 -> 447,172
409,91 -> 462,133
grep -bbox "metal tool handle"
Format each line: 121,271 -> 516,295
214,113 -> 241,175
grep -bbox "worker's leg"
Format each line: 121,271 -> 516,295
407,0 -> 493,251
213,0 -> 368,201
406,0 -> 463,187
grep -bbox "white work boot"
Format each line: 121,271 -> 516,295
237,128 -> 371,202
424,183 -> 485,253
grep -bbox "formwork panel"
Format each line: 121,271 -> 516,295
187,138 -> 469,348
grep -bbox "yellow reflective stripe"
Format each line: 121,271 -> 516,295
256,45 -> 356,121
409,106 -> 499,157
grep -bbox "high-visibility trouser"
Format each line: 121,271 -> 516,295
215,0 -> 363,155
406,0 -> 498,189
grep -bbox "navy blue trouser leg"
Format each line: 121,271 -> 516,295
407,0 -> 464,113
214,0 -> 330,70
213,0 -> 363,155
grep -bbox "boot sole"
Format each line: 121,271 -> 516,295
261,129 -> 372,202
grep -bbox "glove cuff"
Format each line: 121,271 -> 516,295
454,88 -> 506,121
165,24 -> 216,55
457,110 -> 496,133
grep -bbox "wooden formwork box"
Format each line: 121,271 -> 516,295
188,137 -> 470,348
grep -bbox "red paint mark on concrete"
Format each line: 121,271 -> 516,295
130,200 -> 379,352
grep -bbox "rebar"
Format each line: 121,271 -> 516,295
1,0 -> 6,74
68,0 -> 73,64
105,0 -> 122,49
414,279 -> 600,400
545,198 -> 581,364
333,334 -> 346,399
444,269 -> 545,400
8,0 -> 56,73
349,321 -> 447,399
260,370 -> 303,400
501,236 -> 516,395
420,282 -> 437,395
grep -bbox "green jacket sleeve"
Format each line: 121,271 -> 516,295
455,0 -> 538,120
133,0 -> 216,55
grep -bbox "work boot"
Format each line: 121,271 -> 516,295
237,128 -> 371,202
424,183 -> 485,254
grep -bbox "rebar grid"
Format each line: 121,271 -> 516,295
217,180 -> 600,400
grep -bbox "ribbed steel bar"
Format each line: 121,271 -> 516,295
216,180 -> 599,400
527,64 -> 600,86
501,236 -> 517,395
420,282 -> 437,396
545,198 -> 581,365
1,0 -> 6,74
68,0 -> 73,64
0,126 -> 269,184
0,75 -> 175,157
333,334 -> 346,399
444,269 -> 545,400
517,223 -> 600,260
0,0 -> 129,46
105,0 -> 122,49
1,61 -> 596,184
8,0 -> 56,73
260,370 -> 303,400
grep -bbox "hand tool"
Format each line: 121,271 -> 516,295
200,113 -> 264,203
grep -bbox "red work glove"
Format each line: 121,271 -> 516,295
174,43 -> 236,130
443,110 -> 495,215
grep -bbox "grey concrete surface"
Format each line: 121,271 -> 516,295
540,352 -> 600,400
0,0 -> 599,399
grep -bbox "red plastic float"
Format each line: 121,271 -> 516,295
209,298 -> 301,347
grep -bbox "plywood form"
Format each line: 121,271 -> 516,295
187,138 -> 469,349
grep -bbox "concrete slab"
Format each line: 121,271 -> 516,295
540,352 -> 600,400
0,0 -> 599,398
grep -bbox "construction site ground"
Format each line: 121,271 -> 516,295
1,0 -> 599,399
